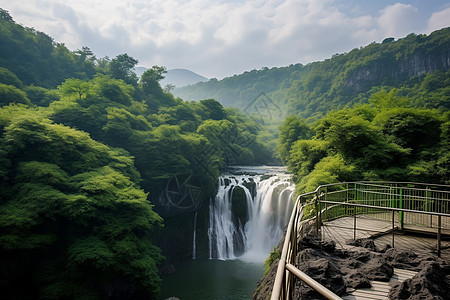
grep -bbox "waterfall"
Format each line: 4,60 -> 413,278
208,168 -> 294,262
192,211 -> 198,259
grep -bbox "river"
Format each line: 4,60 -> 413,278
161,166 -> 294,300
161,259 -> 264,300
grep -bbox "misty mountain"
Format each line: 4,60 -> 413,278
174,28 -> 450,120
161,68 -> 208,88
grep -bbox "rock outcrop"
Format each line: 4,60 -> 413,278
253,235 -> 450,300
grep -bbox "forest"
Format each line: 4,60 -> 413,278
0,7 -> 449,300
0,9 -> 273,299
278,89 -> 449,195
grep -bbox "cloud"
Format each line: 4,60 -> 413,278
0,0 -> 448,78
427,7 -> 450,33
377,3 -> 420,38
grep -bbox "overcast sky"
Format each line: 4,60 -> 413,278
1,0 -> 450,79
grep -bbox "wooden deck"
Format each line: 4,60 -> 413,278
320,215 -> 450,262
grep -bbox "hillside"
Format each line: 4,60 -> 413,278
0,9 -> 99,88
174,28 -> 450,121
0,9 -> 276,299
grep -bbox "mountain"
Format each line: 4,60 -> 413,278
173,28 -> 450,120
134,66 -> 147,77
0,8 -> 97,88
161,68 -> 208,88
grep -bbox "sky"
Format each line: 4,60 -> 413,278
1,0 -> 450,79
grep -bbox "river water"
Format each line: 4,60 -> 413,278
161,166 -> 294,300
161,259 -> 264,300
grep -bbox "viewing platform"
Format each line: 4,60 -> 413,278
321,215 -> 450,262
323,216 -> 449,300
269,181 -> 450,300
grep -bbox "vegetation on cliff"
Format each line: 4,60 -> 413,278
175,28 -> 450,121
279,89 -> 449,194
0,9 -> 273,299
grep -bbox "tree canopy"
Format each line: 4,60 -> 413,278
280,90 -> 449,194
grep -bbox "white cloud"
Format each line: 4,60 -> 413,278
377,3 -> 419,38
427,7 -> 450,33
0,0 -> 448,78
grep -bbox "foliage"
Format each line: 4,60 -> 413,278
0,83 -> 32,106
282,91 -> 449,194
0,9 -> 98,88
140,65 -> 167,95
175,28 -> 450,121
108,53 -> 139,86
0,106 -> 163,299
58,78 -> 92,100
277,115 -> 313,163
263,247 -> 281,276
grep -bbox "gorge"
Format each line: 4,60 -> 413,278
161,166 -> 295,299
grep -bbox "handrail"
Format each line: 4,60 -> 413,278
270,181 -> 450,300
271,199 -> 299,300
285,264 -> 342,300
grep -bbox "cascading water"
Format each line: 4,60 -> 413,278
208,167 -> 294,262
192,211 -> 198,259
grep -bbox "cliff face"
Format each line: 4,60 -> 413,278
345,48 -> 450,92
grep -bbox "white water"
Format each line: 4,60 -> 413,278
208,168 -> 294,262
192,211 -> 198,259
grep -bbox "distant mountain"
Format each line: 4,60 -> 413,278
173,28 -> 450,121
161,69 -> 208,88
134,67 -> 147,78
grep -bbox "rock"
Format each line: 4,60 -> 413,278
300,234 -> 336,253
254,231 -> 447,299
360,256 -> 393,281
252,258 -> 279,300
344,270 -> 371,289
346,238 -> 378,251
349,248 -> 376,263
384,248 -> 421,269
388,261 -> 450,300
297,250 -> 346,296
379,243 -> 392,253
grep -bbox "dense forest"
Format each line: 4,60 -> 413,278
278,90 -> 449,195
0,9 -> 273,299
175,27 -> 450,121
1,7 -> 449,300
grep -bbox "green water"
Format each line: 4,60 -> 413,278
161,259 -> 264,300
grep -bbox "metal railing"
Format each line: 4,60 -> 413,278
270,181 -> 450,300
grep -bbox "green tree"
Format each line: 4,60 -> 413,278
140,65 -> 167,95
0,83 -> 32,106
277,115 -> 313,163
0,67 -> 23,88
0,106 -> 163,299
58,78 -> 91,100
108,54 -> 139,86
200,99 -> 226,120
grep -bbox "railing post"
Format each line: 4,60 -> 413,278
399,188 -> 404,231
437,215 -> 441,258
325,187 -> 328,222
353,206 -> 357,241
392,210 -> 395,248
426,186 -> 433,228
315,191 -> 320,237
